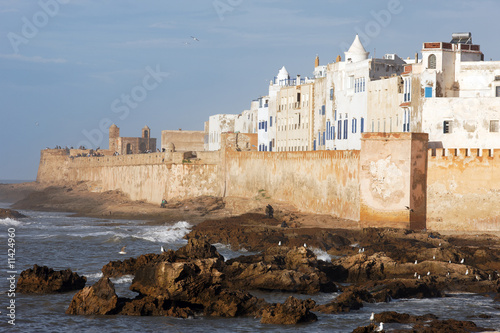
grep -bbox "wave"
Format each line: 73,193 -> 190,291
134,221 -> 192,244
85,272 -> 103,280
0,218 -> 22,226
110,275 -> 134,284
312,247 -> 332,262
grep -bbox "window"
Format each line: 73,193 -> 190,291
496,86 -> 500,97
428,54 -> 437,69
297,93 -> 301,103
330,88 -> 334,100
322,105 -> 325,115
443,120 -> 452,134
343,119 -> 348,139
361,118 -> 364,133
490,120 -> 499,132
337,120 -> 342,140
269,116 -> 273,127
425,87 -> 433,98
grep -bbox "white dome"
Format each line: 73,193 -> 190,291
344,35 -> 369,63
277,66 -> 290,82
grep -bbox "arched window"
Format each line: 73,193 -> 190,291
428,54 -> 436,69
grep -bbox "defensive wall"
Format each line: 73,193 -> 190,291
36,133 -> 500,231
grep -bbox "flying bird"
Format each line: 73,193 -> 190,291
119,246 -> 127,255
190,36 -> 199,41
405,206 -> 414,212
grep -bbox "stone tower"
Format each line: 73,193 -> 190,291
142,126 -> 150,139
109,124 -> 120,152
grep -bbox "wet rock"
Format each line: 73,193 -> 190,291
224,246 -> 337,294
373,311 -> 438,323
315,287 -> 373,313
119,296 -> 197,317
202,288 -> 266,317
66,277 -> 119,315
17,264 -> 86,293
364,279 -> 442,302
102,253 -> 162,278
410,319 -> 482,333
175,237 -> 224,261
0,208 -> 27,219
260,296 -> 317,325
351,323 -> 381,333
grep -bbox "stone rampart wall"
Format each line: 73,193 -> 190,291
427,148 -> 500,231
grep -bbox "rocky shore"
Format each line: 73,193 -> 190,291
4,182 -> 500,331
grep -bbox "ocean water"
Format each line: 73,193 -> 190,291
0,203 -> 499,333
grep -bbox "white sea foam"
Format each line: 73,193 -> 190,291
85,272 -> 103,280
110,275 -> 134,284
0,218 -> 22,226
312,248 -> 332,262
135,221 -> 192,244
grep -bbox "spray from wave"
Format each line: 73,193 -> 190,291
0,218 -> 22,226
135,221 -> 192,243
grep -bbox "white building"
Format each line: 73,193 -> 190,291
207,114 -> 238,151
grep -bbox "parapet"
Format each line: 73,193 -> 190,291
428,148 -> 499,159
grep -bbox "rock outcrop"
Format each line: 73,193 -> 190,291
0,208 -> 27,219
17,265 -> 86,293
260,296 -> 317,324
66,277 -> 118,315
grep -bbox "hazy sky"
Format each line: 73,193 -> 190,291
1,0 -> 499,180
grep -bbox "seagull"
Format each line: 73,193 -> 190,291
362,248 -> 365,253
427,271 -> 431,276
418,275 -> 421,279
370,312 -> 375,321
460,258 -> 465,264
476,275 -> 480,281
304,243 -> 307,248
465,269 -> 469,275
433,255 -> 436,260
414,272 -> 418,277
449,260 -> 451,264
447,272 -> 450,277
278,241 -> 281,246
190,36 -> 199,41
414,260 -> 418,265
161,246 -> 165,253
439,242 -> 442,247
119,246 -> 126,255
376,322 -> 384,332
405,206 -> 414,212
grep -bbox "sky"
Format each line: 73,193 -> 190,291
1,0 -> 499,180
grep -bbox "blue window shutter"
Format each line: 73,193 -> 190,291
361,118 -> 364,133
270,116 -> 272,127
338,120 -> 342,140
425,87 -> 432,98
322,105 -> 325,115
344,119 -> 348,139
313,140 -> 316,151
323,131 -> 325,145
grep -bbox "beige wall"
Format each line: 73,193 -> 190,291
161,130 -> 205,152
224,150 -> 360,220
427,148 -> 500,231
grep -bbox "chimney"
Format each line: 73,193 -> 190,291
296,74 -> 301,85
415,52 -> 419,63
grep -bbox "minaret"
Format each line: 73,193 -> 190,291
315,55 -> 320,68
109,124 -> 119,152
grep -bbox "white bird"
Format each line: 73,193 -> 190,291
190,36 -> 199,41
370,312 -> 375,321
418,275 -> 421,279
358,248 -> 362,253
414,260 -> 418,265
449,260 -> 451,264
447,272 -> 450,277
161,246 -> 165,253
278,241 -> 281,246
489,274 -> 492,281
476,275 -> 480,281
362,248 -> 365,253
304,243 -> 307,248
427,271 -> 431,276
433,255 -> 436,260
465,269 -> 469,275
460,258 -> 465,264
439,242 -> 442,247
414,272 -> 418,277
119,246 -> 126,255
376,322 -> 384,332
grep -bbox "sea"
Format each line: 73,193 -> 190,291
0,202 -> 499,332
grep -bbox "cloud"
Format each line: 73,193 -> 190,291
0,54 -> 67,63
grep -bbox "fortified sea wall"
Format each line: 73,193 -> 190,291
36,133 -> 500,231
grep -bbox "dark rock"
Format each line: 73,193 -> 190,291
365,279 -> 442,302
0,208 -> 27,219
119,296 -> 198,317
202,288 -> 266,317
261,296 -> 317,325
351,323 -> 380,333
374,311 -> 438,323
102,253 -> 162,278
315,287 -> 373,313
411,319 -> 481,333
66,277 -> 119,315
17,264 -> 86,293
